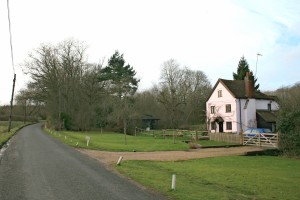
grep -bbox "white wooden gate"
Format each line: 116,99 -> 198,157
243,133 -> 278,148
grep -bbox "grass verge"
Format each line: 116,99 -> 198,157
117,156 -> 300,200
45,129 -> 236,152
0,121 -> 30,148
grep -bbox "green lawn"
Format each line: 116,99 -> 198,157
117,156 -> 300,200
46,129 -> 236,152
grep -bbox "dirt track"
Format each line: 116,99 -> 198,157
78,146 -> 264,166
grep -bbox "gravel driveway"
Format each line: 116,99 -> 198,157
78,146 -> 264,166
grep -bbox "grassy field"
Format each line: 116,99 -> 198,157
45,129 -> 235,152
0,121 -> 28,147
0,121 -> 24,132
117,156 -> 300,200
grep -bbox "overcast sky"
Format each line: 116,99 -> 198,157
1,0 -> 300,105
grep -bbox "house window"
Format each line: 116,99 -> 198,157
268,103 -> 271,111
226,122 -> 232,130
211,122 -> 216,130
226,104 -> 231,113
211,106 -> 215,114
218,90 -> 222,97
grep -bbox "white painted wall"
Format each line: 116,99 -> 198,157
244,99 -> 257,129
206,82 -> 237,133
255,99 -> 280,111
236,99 -> 245,134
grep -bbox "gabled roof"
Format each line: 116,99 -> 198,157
207,79 -> 277,101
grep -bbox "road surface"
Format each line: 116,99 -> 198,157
0,123 -> 167,200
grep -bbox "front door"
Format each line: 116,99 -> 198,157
218,122 -> 224,132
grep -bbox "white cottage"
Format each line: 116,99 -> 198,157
206,72 -> 279,133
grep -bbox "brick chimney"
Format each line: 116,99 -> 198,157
244,72 -> 255,98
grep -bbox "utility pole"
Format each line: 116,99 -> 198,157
8,73 -> 16,132
7,0 -> 16,132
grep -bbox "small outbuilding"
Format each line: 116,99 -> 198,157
141,114 -> 160,130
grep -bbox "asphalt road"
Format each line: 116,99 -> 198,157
0,123 -> 167,200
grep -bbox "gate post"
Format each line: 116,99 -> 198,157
239,129 -> 243,145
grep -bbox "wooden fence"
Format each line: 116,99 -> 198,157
209,132 -> 279,147
209,132 -> 241,144
134,127 -> 209,140
243,133 -> 278,148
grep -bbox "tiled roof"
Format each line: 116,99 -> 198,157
219,79 -> 276,100
256,110 -> 278,122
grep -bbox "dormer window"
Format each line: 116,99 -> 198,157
218,90 -> 222,97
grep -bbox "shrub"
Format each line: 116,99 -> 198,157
278,109 -> 300,158
275,83 -> 300,158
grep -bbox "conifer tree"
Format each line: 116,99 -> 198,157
233,56 -> 260,91
100,50 -> 139,98
100,50 -> 140,140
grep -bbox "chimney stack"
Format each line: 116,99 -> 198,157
245,72 -> 255,98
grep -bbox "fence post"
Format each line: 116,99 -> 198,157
239,129 -> 243,145
173,130 -> 175,144
171,174 -> 176,190
117,156 -> 123,165
276,132 -> 279,148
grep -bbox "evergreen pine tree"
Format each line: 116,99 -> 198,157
233,56 -> 250,80
100,50 -> 139,98
233,56 -> 260,91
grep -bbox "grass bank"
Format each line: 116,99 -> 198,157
45,129 -> 235,152
117,156 -> 300,200
0,121 -> 29,148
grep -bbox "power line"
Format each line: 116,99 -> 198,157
7,0 -> 15,74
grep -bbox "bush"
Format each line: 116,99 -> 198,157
278,109 -> 300,158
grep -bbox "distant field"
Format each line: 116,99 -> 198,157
0,126 -> 6,133
117,156 -> 300,200
0,121 -> 24,132
45,129 -> 235,152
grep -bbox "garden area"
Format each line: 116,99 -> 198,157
45,128 -> 236,152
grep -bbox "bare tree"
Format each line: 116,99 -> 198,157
23,39 -> 105,130
156,59 -> 185,128
156,59 -> 211,128
15,88 -> 43,123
